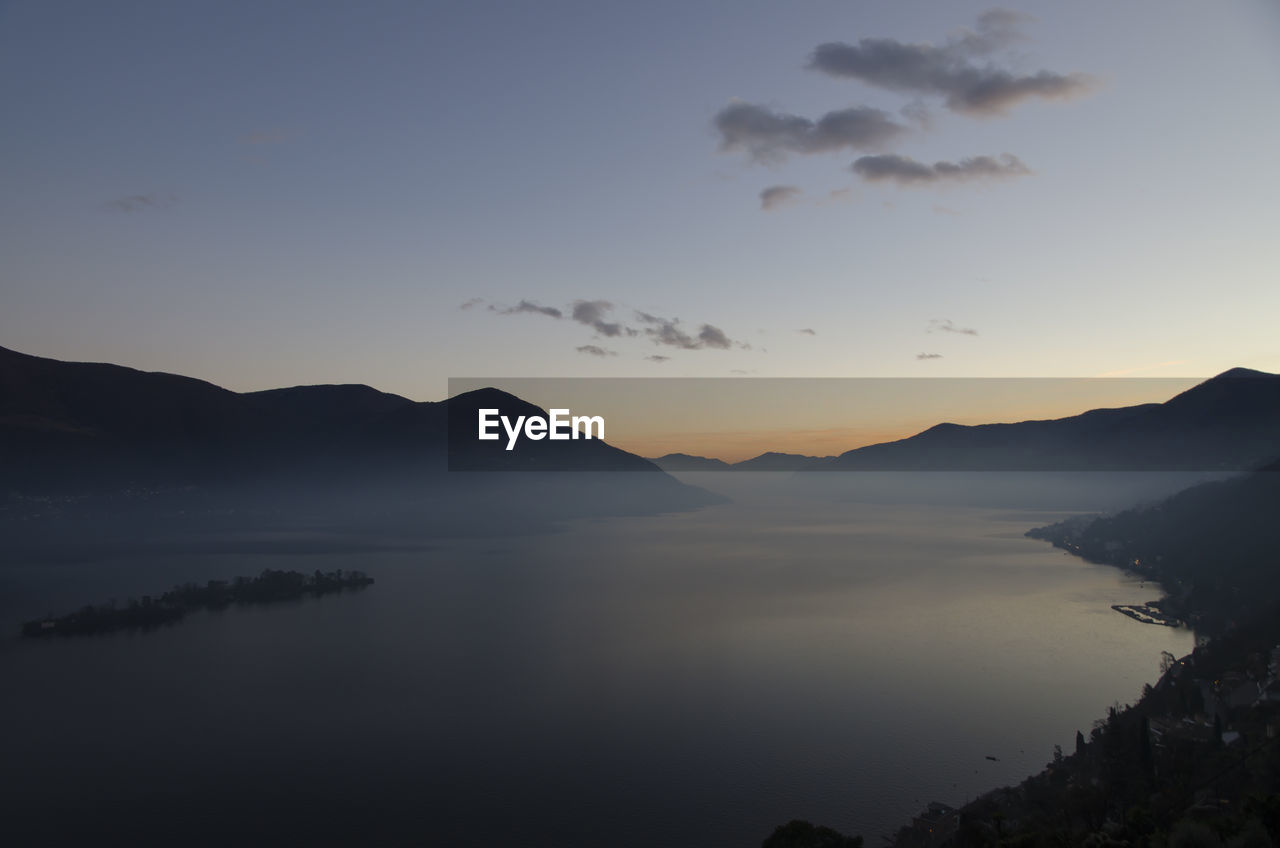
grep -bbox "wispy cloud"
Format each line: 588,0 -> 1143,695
713,10 -> 1092,210
645,355 -> 671,363
489,300 -> 563,319
476,297 -> 755,356
797,328 -> 817,336
853,153 -> 1030,186
571,300 -> 627,337
698,325 -> 733,349
929,319 -> 979,336
917,352 -> 944,360
760,185 -> 803,211
714,102 -> 907,164
104,193 -> 176,213
636,311 -> 740,351
808,10 -> 1095,116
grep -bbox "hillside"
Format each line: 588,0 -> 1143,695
1028,459 -> 1280,631
0,346 -> 719,559
818,369 -> 1280,472
648,452 -> 829,472
0,345 -> 684,488
896,462 -> 1280,847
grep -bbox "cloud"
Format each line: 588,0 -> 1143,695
698,325 -> 733,349
852,153 -> 1030,185
104,193 -> 176,213
571,300 -> 625,337
917,352 -> 944,360
643,318 -> 700,349
929,319 -> 979,336
645,355 -> 670,363
760,185 -> 803,211
477,297 -> 750,355
797,328 -> 817,335
714,102 -> 907,163
808,10 -> 1094,116
489,300 -> 563,319
636,311 -> 743,351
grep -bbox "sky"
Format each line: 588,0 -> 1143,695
3,0 -> 1279,407
450,376 -> 1204,461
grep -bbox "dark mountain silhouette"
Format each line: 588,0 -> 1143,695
1,345 -> 276,490
649,453 -> 733,471
247,383 -> 415,434
813,368 -> 1280,471
0,346 -> 719,559
649,452 -> 832,472
1028,456 -> 1280,630
731,451 -> 833,471
0,345 -> 680,488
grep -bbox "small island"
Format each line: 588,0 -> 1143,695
21,568 -> 374,638
1111,602 -> 1185,628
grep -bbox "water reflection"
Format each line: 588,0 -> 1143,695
1,473 -> 1195,845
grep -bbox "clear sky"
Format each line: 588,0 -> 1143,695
4,0 -> 1279,404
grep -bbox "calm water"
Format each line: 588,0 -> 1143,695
0,474 -> 1195,846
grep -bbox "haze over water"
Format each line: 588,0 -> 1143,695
1,473 -> 1195,845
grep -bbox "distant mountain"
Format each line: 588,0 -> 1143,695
0,345 -> 687,490
0,346 -> 727,560
247,383 -> 415,434
1,345 -> 277,490
649,451 -> 832,472
814,368 -> 1280,472
731,451 -> 832,471
0,345 -> 733,559
649,453 -> 733,471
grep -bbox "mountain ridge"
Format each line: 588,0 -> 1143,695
0,345 -> 668,489
815,368 -> 1280,471
646,368 -> 1280,472
649,451 -> 831,472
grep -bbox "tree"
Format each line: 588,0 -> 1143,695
762,820 -> 863,848
1139,715 -> 1153,777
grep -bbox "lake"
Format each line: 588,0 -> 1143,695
0,473 -> 1197,845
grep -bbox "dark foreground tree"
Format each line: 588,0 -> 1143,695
762,819 -> 863,848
